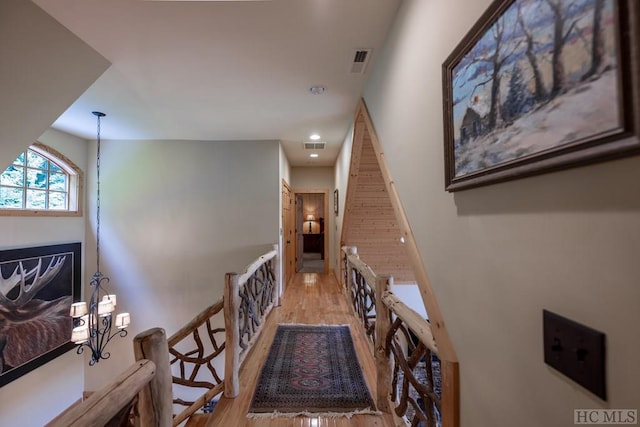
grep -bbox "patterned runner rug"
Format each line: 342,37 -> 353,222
247,324 -> 377,418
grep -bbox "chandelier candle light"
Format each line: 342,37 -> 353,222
70,111 -> 130,365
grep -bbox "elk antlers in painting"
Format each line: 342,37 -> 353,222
0,243 -> 80,386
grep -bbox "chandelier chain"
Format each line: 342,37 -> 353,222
95,113 -> 102,274
70,111 -> 130,366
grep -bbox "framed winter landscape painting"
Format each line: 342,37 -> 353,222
0,243 -> 81,386
442,0 -> 640,191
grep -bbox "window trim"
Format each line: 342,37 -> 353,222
0,142 -> 83,217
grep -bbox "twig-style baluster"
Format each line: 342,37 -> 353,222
224,244 -> 279,399
342,247 -> 377,346
342,246 -> 358,299
341,245 -> 454,426
353,268 -> 376,343
167,300 -> 226,426
387,318 -> 441,427
237,259 -> 276,355
52,246 -> 280,427
170,323 -> 225,390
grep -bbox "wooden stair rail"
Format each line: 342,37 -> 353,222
374,273 -> 393,413
382,291 -> 444,427
48,245 -> 280,427
224,272 -> 240,398
224,243 -> 279,398
46,359 -> 156,427
382,291 -> 438,354
133,328 -> 174,426
351,254 -> 377,345
342,245 -> 459,427
165,300 -> 226,426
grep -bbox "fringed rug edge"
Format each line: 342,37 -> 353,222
276,322 -> 352,327
247,407 -> 382,419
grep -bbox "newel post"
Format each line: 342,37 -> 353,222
224,272 -> 240,398
273,243 -> 281,307
374,275 -> 393,413
133,327 -> 173,427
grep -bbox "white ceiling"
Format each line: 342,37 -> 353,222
32,0 -> 400,166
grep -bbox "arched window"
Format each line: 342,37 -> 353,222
0,142 -> 83,216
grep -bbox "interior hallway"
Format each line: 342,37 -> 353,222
299,252 -> 325,273
205,272 -> 396,427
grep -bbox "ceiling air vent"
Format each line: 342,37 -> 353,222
349,49 -> 372,74
304,142 -> 325,150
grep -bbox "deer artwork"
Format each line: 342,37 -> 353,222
0,255 -> 70,374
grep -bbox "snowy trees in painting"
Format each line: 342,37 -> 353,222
446,0 -> 626,181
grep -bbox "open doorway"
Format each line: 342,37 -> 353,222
282,180 -> 295,289
295,191 -> 329,273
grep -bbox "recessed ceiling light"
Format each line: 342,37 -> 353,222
310,153 -> 319,158
309,134 -> 321,140
309,85 -> 326,95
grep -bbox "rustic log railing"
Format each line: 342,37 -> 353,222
341,245 -> 459,427
224,243 -> 279,397
166,300 -> 226,426
342,246 -> 377,346
47,246 -> 279,426
49,328 -> 174,427
384,292 -> 442,427
160,243 -> 279,422
46,359 -> 157,427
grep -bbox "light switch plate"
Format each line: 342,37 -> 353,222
543,310 -> 606,400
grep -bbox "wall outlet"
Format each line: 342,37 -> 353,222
543,310 -> 606,400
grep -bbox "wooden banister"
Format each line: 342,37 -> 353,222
382,290 -> 438,354
166,299 -> 226,425
48,246 -> 280,427
46,360 -> 156,427
223,272 -> 240,398
133,328 -> 174,427
345,249 -> 377,287
224,243 -> 279,398
374,274 -> 393,412
237,248 -> 277,285
173,383 -> 224,426
343,244 -> 459,427
168,299 -> 224,347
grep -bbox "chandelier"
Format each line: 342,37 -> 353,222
69,111 -> 130,365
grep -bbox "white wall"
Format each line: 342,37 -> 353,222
333,125 -> 353,273
83,138 -> 281,390
290,167 -> 335,270
0,0 -> 109,168
290,167 -> 334,190
279,143 -> 291,190
0,129 -> 88,427
354,0 -> 640,425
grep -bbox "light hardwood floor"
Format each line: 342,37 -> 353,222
202,272 -> 398,427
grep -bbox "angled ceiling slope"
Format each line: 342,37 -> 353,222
341,113 -> 414,284
341,100 -> 459,364
0,0 -> 110,167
